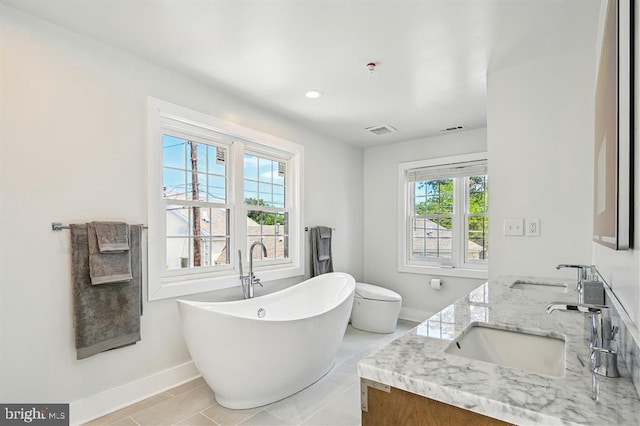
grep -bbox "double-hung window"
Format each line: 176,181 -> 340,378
398,153 -> 488,278
147,98 -> 304,300
243,151 -> 289,264
162,136 -> 231,271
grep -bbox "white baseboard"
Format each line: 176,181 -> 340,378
399,307 -> 431,323
70,361 -> 200,425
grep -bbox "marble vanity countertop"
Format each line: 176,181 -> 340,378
357,276 -> 640,425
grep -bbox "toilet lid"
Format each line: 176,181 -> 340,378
355,282 -> 402,302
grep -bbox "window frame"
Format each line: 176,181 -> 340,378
242,150 -> 290,267
409,178 -> 457,265
147,97 -> 305,300
464,174 -> 489,266
161,135 -> 233,275
397,153 -> 488,279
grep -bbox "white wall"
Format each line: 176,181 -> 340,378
592,1 -> 640,327
486,48 -> 595,281
0,5 -> 363,420
363,129 -> 487,320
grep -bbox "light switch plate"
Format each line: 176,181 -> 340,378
503,218 -> 524,236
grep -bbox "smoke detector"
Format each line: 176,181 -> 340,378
365,124 -> 398,136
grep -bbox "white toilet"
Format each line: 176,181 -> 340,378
351,282 -> 402,333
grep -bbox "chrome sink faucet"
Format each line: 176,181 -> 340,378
546,302 -> 611,349
546,302 -> 620,378
238,241 -> 267,299
556,264 -> 589,302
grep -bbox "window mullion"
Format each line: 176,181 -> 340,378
407,181 -> 415,262
453,177 -> 465,268
231,141 -> 246,273
463,177 -> 472,266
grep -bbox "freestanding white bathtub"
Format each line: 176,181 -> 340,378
176,272 -> 355,409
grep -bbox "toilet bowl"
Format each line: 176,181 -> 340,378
351,282 -> 402,333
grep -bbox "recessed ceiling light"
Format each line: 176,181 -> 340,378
305,90 -> 323,99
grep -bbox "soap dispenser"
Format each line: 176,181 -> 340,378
582,265 -> 605,305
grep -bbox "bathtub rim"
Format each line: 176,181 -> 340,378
176,271 -> 355,322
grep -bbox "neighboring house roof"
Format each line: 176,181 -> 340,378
212,216 -> 288,265
412,217 -> 484,255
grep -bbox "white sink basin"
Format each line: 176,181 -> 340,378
509,280 -> 568,293
445,323 -> 566,377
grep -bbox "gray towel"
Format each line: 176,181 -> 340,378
92,221 -> 130,252
71,224 -> 142,360
88,223 -> 132,285
319,226 -> 331,239
311,226 -> 333,277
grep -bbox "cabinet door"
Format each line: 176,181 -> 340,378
361,381 -> 511,426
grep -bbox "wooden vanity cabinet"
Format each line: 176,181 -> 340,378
360,379 -> 511,426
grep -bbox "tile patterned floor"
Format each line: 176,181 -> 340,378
85,320 -> 417,426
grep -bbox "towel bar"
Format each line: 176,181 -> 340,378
304,226 -> 336,231
52,222 -> 148,231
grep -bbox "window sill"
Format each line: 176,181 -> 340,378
150,264 -> 304,300
398,264 -> 488,280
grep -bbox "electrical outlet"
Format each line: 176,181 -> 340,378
503,218 -> 524,236
525,218 -> 540,236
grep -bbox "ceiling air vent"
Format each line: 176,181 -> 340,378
365,125 -> 398,136
440,125 -> 465,133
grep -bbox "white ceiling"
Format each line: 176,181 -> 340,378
3,0 -> 601,147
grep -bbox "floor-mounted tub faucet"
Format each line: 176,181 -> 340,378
249,240 -> 267,298
238,241 -> 267,299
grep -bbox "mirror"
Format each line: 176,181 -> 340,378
593,0 -> 633,251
